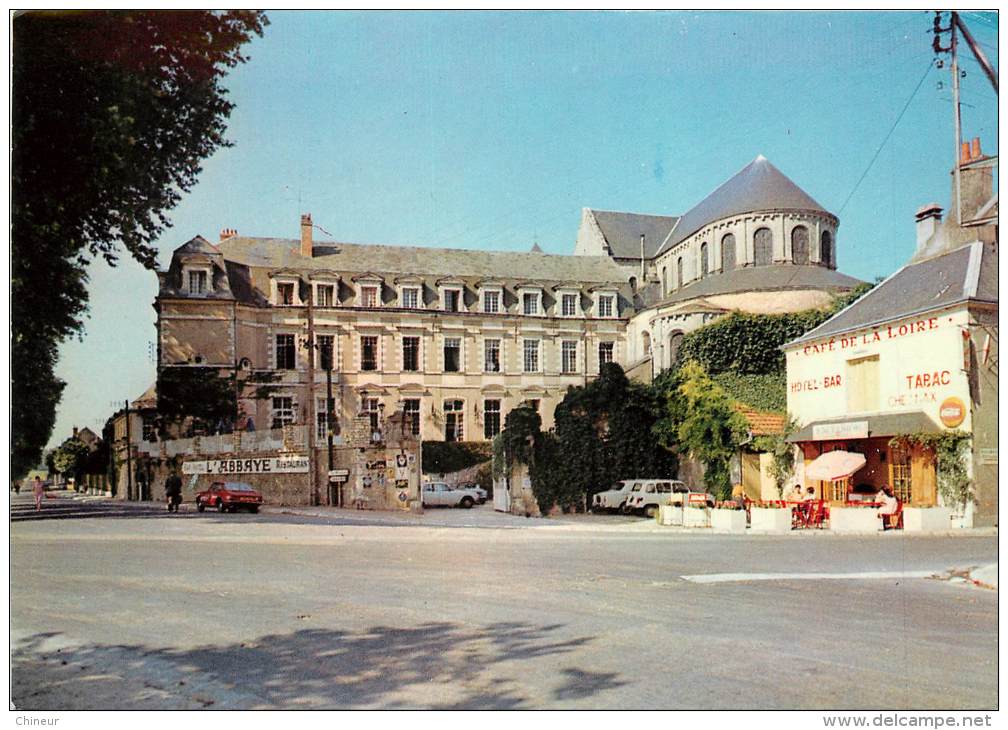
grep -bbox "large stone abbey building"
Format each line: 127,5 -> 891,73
155,156 -> 862,446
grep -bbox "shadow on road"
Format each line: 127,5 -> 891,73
12,621 -> 617,709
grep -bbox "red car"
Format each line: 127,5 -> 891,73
195,481 -> 263,513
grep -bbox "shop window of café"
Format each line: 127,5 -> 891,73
846,355 -> 880,412
889,447 -> 912,504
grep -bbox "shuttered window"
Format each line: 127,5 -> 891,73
846,355 -> 880,413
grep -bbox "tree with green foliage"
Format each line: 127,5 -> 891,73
659,361 -> 749,499
52,438 -> 91,486
156,365 -> 281,436
751,415 -> 800,498
11,10 -> 268,480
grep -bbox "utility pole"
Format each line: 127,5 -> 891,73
124,399 -> 133,501
321,337 -> 338,506
306,286 -> 318,506
950,12 -> 963,225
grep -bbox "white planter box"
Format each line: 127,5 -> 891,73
710,509 -> 746,532
750,507 -> 791,532
684,506 -> 710,528
903,507 -> 953,532
658,504 -> 682,526
830,507 -> 881,533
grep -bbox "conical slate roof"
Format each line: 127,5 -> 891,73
659,156 -> 831,254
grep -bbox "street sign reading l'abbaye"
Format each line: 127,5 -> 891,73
183,456 -> 309,475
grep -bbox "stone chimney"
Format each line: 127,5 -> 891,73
915,203 -> 942,253
219,228 -> 238,242
300,214 -> 313,257
72,426 -> 79,439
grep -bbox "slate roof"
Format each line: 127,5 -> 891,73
658,156 -> 832,255
219,237 -> 630,284
588,210 -> 680,260
789,240 -> 997,347
657,264 -> 862,307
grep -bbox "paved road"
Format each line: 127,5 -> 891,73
10,492 -> 997,710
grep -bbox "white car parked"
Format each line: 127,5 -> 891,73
591,480 -> 637,513
421,482 -> 482,508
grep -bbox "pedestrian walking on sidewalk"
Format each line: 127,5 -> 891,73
32,476 -> 44,511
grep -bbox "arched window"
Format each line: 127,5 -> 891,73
642,331 -> 651,357
700,242 -> 709,277
668,332 -> 684,367
661,266 -> 668,294
791,226 -> 809,265
721,233 -> 736,271
754,228 -> 773,266
629,276 -> 637,291
821,231 -> 833,267
676,257 -> 683,288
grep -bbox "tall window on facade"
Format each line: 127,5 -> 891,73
443,289 -> 461,312
721,234 -> 736,271
791,226 -> 810,265
598,341 -> 614,368
700,243 -> 709,277
846,355 -> 880,413
277,282 -> 295,305
821,231 -> 833,267
403,398 -> 421,436
363,397 -> 380,433
444,399 -> 464,441
484,339 -> 501,373
677,257 -> 683,288
562,293 -> 578,317
483,290 -> 500,314
271,396 -> 295,429
754,228 -> 773,266
401,287 -> 419,309
361,286 -> 379,307
523,339 -> 540,372
668,332 -> 684,367
276,334 -> 296,370
317,334 -> 335,370
402,336 -> 420,372
561,341 -> 577,373
641,331 -> 651,356
661,266 -> 668,293
443,337 -> 461,372
316,397 -> 335,440
523,292 -> 539,315
188,270 -> 207,295
522,399 -> 540,413
597,295 -> 614,318
315,284 -> 335,307
361,336 -> 378,371
141,416 -> 157,442
483,399 -> 501,439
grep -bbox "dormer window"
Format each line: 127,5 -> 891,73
401,286 -> 420,309
361,285 -> 379,308
595,292 -> 616,319
555,289 -> 581,318
278,282 -> 295,305
483,290 -> 500,314
443,288 -> 462,313
522,292 -> 540,316
188,270 -> 207,295
314,283 -> 335,307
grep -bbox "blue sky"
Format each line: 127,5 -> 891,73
49,10 -> 998,447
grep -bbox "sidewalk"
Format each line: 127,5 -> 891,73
970,563 -> 998,589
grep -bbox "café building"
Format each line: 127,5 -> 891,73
782,212 -> 997,524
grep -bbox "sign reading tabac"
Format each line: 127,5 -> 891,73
183,456 -> 309,475
812,421 -> 869,441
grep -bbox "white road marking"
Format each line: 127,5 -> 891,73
680,570 -> 938,584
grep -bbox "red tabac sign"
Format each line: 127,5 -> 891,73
939,397 -> 966,428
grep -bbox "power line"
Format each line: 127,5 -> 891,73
838,58 -> 936,214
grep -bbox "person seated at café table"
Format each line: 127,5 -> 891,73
876,486 -> 899,528
790,485 -> 803,503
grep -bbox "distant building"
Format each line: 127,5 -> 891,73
784,138 -> 998,525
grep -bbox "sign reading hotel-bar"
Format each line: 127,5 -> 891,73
812,421 -> 869,441
183,456 -> 310,475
